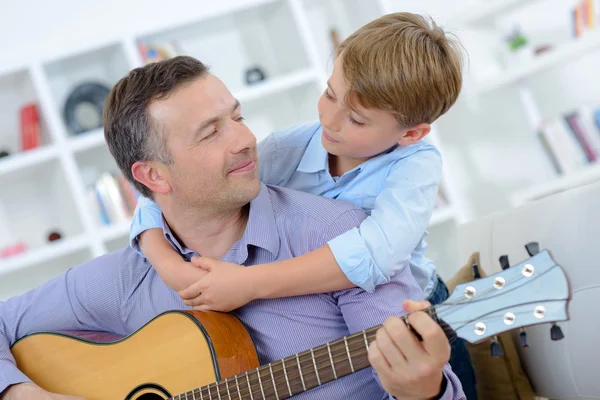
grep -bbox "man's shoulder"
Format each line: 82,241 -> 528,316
265,184 -> 366,226
76,246 -> 150,288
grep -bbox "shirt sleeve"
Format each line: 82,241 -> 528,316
327,147 -> 443,292
0,254 -> 128,393
129,195 -> 164,255
333,269 -> 465,400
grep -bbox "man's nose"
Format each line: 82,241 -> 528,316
230,121 -> 257,153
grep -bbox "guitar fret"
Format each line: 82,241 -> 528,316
235,375 -> 241,400
269,363 -> 279,400
216,382 -> 222,400
296,353 -> 307,391
282,358 -> 293,397
363,330 -> 369,349
208,384 -> 213,400
327,342 -> 337,379
225,378 -> 231,399
310,348 -> 322,386
344,336 -> 355,373
246,371 -> 254,400
257,368 -> 266,399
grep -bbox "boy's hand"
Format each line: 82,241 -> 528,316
368,300 -> 450,400
178,257 -> 256,312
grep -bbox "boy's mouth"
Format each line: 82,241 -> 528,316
323,131 -> 340,143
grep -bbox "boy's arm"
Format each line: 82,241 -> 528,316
252,147 -> 442,297
130,196 -> 205,292
0,254 -> 126,393
181,148 -> 442,309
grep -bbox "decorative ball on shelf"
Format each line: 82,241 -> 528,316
0,149 -> 10,159
47,231 -> 63,242
244,66 -> 266,85
63,81 -> 111,135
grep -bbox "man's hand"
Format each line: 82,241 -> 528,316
368,300 -> 450,400
1,383 -> 85,400
178,257 -> 256,312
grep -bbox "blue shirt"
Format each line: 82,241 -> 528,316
258,121 -> 442,295
131,121 -> 442,296
0,184 -> 463,399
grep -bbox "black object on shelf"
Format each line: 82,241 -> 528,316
63,81 -> 111,135
47,230 -> 63,242
0,150 -> 10,159
245,66 -> 266,85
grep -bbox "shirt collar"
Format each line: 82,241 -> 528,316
161,183 -> 280,264
296,127 -> 328,173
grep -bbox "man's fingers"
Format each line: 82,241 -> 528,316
407,311 -> 450,364
376,320 -> 408,369
383,316 -> 425,363
402,300 -> 430,314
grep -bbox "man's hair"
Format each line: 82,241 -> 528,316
103,56 -> 209,198
336,12 -> 463,127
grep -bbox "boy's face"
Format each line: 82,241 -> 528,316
317,56 -> 429,160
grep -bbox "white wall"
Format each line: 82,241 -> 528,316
0,0 -> 267,72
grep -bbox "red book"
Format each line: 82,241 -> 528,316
20,103 -> 41,151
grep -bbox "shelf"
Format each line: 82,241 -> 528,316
429,207 -> 457,227
69,128 -> 106,153
138,0 -> 309,94
235,68 -> 318,104
243,80 -> 322,142
476,31 -> 600,95
100,220 -> 131,242
43,43 -> 130,137
511,163 -> 600,206
449,0 -> 530,26
0,235 -> 89,277
0,145 -> 58,177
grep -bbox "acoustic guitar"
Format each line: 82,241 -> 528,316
10,245 -> 570,399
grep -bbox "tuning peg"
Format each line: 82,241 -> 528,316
519,328 -> 529,348
490,336 -> 504,357
525,242 -> 540,256
472,263 -> 481,279
551,323 -> 564,341
499,255 -> 510,270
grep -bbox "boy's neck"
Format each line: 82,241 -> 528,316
328,153 -> 370,177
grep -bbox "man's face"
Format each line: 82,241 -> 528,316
149,74 -> 260,210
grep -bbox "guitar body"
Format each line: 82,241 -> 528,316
10,310 -> 259,399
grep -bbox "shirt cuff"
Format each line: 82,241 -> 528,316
0,360 -> 32,394
327,227 -> 389,292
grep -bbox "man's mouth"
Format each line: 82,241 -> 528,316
229,160 -> 256,174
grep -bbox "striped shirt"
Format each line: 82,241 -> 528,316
0,184 -> 464,399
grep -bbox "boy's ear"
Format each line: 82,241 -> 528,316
131,161 -> 172,195
397,123 -> 431,146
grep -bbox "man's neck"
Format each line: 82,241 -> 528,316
328,154 -> 369,177
162,202 -> 249,260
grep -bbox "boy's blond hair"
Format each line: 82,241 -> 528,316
337,12 -> 463,127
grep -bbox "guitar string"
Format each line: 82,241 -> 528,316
176,263 -> 558,399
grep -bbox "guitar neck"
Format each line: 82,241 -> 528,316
174,309 -> 446,400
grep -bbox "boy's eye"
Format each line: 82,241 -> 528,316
235,115 -> 245,123
324,89 -> 335,101
349,116 -> 365,127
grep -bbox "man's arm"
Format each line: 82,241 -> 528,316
0,251 -> 129,393
333,270 -> 466,400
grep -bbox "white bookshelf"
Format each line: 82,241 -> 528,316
0,0 -> 465,299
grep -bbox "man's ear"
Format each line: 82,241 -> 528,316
131,161 -> 172,195
397,123 -> 431,146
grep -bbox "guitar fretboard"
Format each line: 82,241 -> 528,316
171,308 -> 446,400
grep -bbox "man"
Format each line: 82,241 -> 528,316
0,56 -> 464,399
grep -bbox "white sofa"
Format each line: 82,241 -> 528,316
456,180 -> 600,399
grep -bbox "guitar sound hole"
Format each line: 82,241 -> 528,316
136,394 -> 165,400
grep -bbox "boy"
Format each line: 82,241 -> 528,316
130,12 -> 476,398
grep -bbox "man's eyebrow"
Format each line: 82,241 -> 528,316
193,99 -> 241,141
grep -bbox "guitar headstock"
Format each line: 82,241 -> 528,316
436,246 -> 570,344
